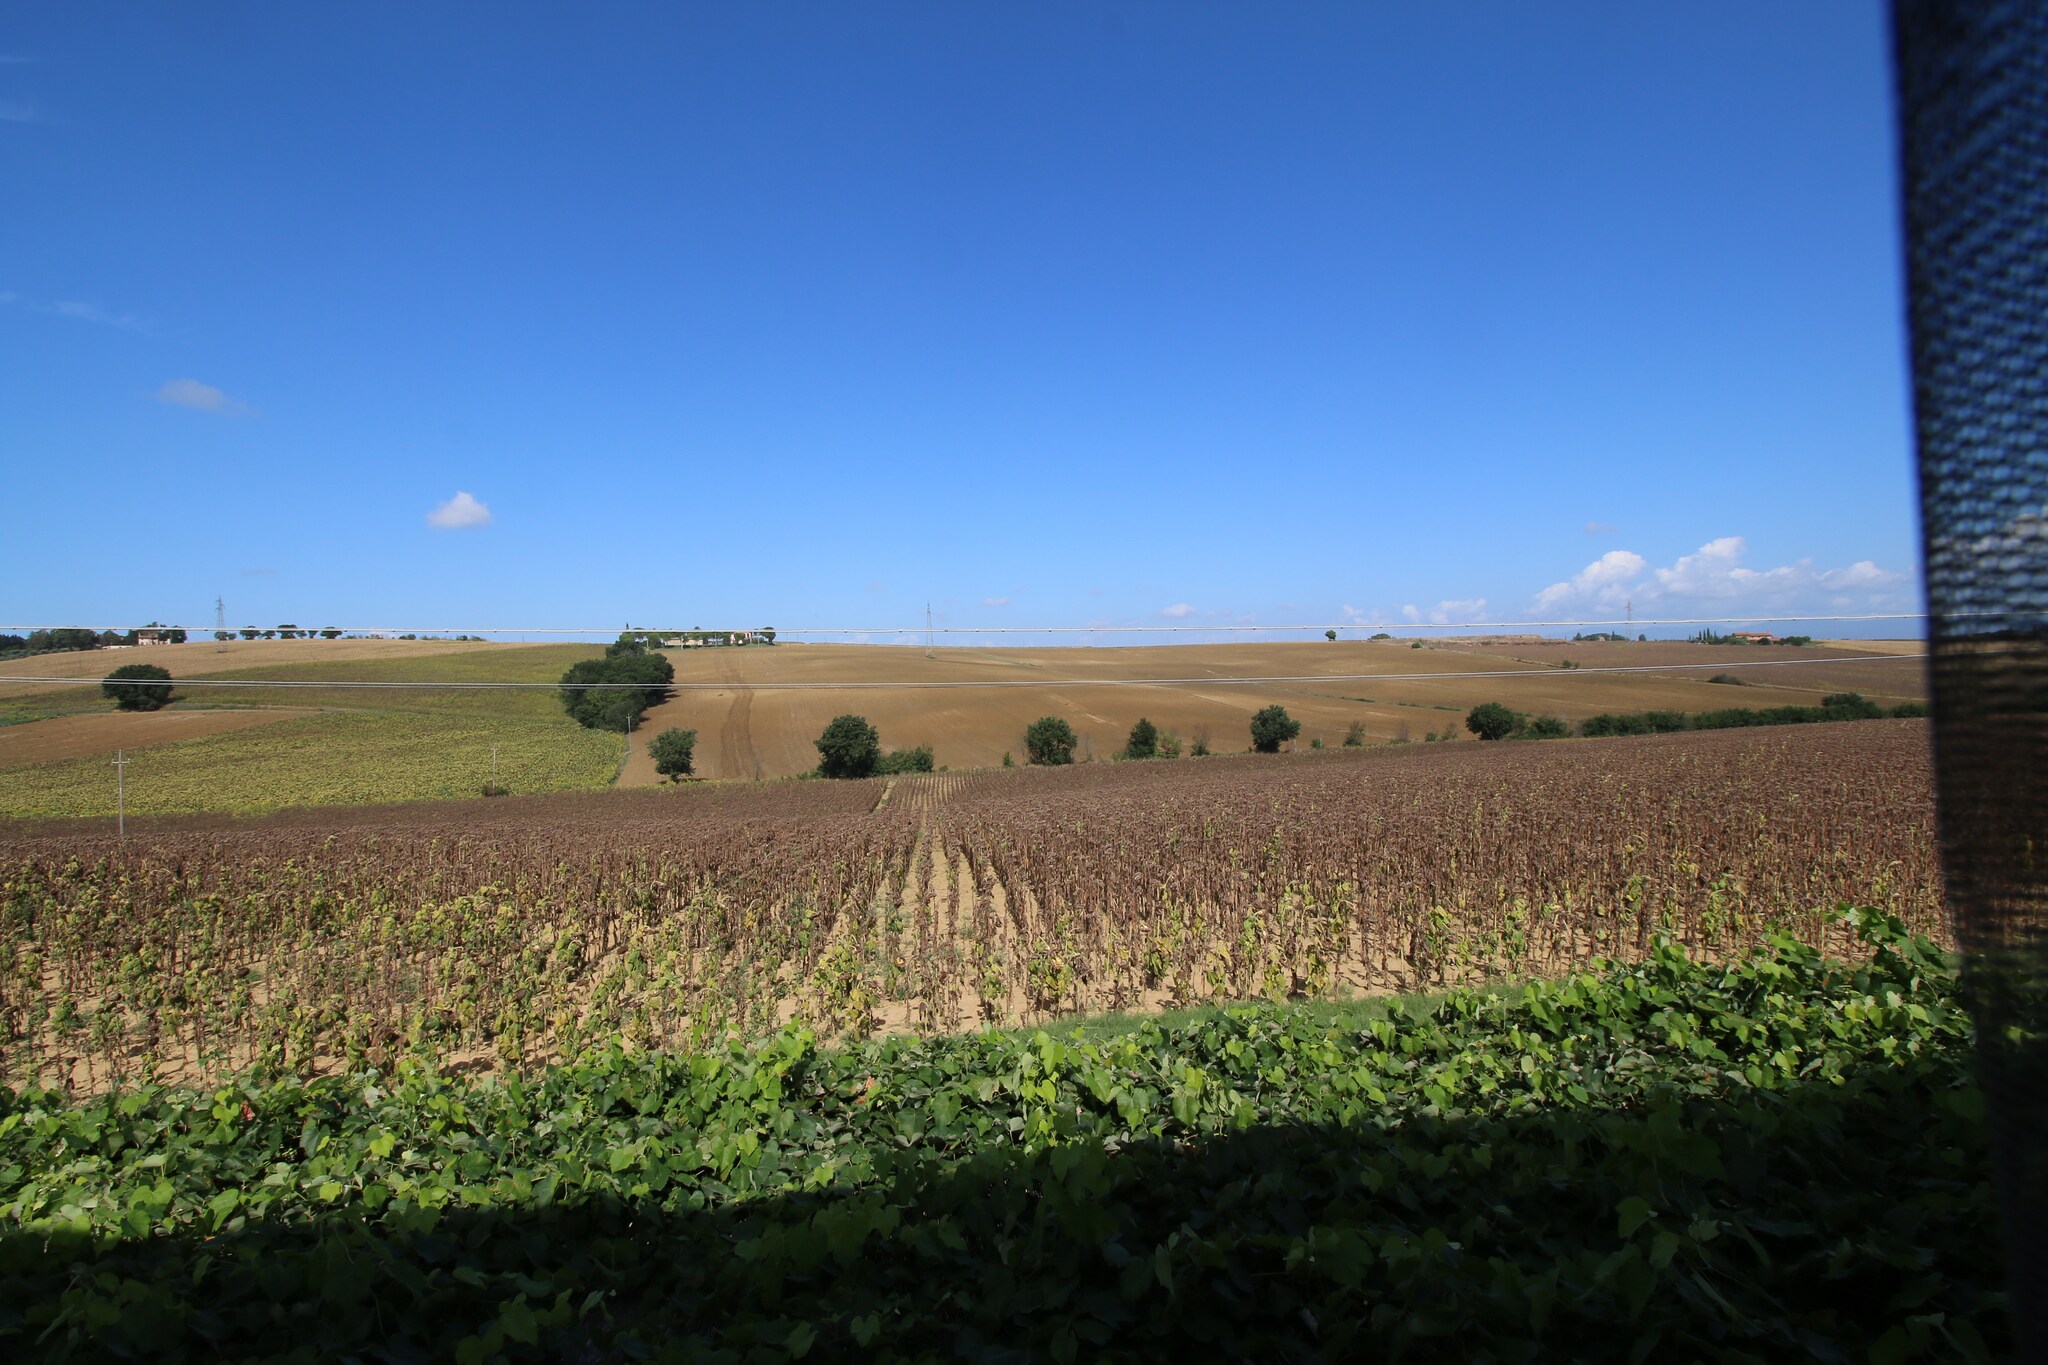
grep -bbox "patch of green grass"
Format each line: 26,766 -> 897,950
191,643 -> 605,721
2,644 -> 607,722
978,988 -> 1460,1047
0,708 -> 621,819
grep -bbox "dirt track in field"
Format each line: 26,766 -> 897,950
615,639 -> 1928,785
0,708 -> 315,765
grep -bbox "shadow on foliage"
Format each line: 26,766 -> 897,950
2,1050 -> 2004,1364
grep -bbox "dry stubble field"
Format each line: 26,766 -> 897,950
0,718 -> 1939,1094
0,636 -> 1927,814
619,637 -> 1928,782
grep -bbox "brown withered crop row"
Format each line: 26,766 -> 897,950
0,720 -> 1940,1095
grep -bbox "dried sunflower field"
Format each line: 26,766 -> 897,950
0,720 -> 1940,1095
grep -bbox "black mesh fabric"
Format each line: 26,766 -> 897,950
1893,0 -> 2048,1350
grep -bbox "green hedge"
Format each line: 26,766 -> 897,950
1582,693 -> 1919,737
0,912 -> 2001,1362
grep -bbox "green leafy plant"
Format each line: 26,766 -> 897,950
0,921 -> 1999,1363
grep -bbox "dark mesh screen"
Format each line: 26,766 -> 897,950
1893,0 -> 2048,1348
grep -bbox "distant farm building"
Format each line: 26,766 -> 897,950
635,629 -> 770,650
1729,632 -> 1777,644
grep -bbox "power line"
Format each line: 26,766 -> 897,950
0,653 -> 1929,693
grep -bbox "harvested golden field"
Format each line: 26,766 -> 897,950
620,638 -> 1927,782
0,720 -> 1938,1093
0,636 -> 1924,812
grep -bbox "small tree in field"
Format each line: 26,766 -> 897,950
1325,629 -> 1337,641
102,663 -> 173,711
877,745 -> 935,774
1466,702 -> 1517,741
650,727 -> 698,780
1025,716 -> 1078,765
816,714 -> 881,778
1124,717 -> 1159,760
1249,705 -> 1301,753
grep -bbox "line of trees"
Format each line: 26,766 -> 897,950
234,625 -> 345,640
1,625 -> 189,657
801,706 -> 1320,780
1687,629 -> 1816,647
1465,693 -> 1924,742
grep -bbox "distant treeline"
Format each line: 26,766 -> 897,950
0,625 -> 188,658
1687,629 -> 1816,647
1579,693 -> 1923,737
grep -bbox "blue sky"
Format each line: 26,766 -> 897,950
2,4 -> 1920,641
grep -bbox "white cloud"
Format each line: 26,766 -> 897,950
1160,603 -> 1195,619
981,596 -> 1011,608
1818,560 -> 1901,592
1401,598 -> 1488,625
1583,521 -> 1618,536
427,491 -> 493,529
1532,535 -> 1910,615
1653,536 -> 1808,598
156,378 -> 247,414
1534,549 -> 1647,611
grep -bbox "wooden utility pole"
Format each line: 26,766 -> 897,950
112,749 -> 128,839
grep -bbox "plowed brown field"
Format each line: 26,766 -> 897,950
0,708 -> 313,765
619,639 -> 1927,783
